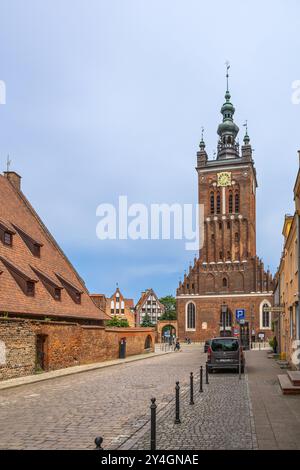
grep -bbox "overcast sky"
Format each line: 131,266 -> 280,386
0,0 -> 299,301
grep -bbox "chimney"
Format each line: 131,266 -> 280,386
3,171 -> 21,191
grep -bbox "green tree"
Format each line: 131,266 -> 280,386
141,313 -> 154,327
159,295 -> 177,320
106,316 -> 129,328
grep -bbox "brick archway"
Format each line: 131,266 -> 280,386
156,320 -> 178,343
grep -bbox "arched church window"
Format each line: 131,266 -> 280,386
186,303 -> 196,330
227,136 -> 232,144
222,277 -> 228,287
210,192 -> 215,214
262,305 -> 270,328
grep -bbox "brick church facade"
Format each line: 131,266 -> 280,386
177,74 -> 274,346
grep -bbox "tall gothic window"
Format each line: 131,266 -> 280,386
229,192 -> 233,213
216,192 -> 221,214
262,304 -> 270,328
235,192 -> 240,213
222,277 -> 228,287
186,303 -> 196,330
210,192 -> 215,214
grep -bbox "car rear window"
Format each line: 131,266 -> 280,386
211,339 -> 239,352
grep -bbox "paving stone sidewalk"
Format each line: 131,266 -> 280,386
246,350 -> 300,450
125,371 -> 257,450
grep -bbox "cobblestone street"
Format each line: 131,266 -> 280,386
127,369 -> 255,450
2,345 -> 300,450
0,345 -> 203,450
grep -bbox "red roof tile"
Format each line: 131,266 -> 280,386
0,173 -> 106,321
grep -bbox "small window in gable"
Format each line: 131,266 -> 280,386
12,224 -> 43,257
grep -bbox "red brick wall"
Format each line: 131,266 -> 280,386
177,295 -> 274,342
0,318 -> 155,380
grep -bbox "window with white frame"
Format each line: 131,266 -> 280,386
260,301 -> 271,329
186,302 -> 196,330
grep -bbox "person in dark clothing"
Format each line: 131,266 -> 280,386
174,339 -> 181,351
273,336 -> 278,354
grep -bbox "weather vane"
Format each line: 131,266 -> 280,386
243,120 -> 248,133
6,155 -> 11,172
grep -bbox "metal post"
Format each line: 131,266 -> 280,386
239,344 -> 241,380
94,436 -> 104,450
205,362 -> 209,384
150,398 -> 157,451
199,366 -> 203,392
175,381 -> 181,424
190,372 -> 194,405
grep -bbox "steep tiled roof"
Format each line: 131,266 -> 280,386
0,173 -> 106,321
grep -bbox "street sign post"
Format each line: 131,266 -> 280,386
236,309 -> 245,322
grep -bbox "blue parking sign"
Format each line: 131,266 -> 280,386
236,309 -> 245,321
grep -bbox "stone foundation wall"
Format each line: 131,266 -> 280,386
0,317 -> 155,380
0,319 -> 36,380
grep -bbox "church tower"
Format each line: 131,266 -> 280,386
177,68 -> 273,346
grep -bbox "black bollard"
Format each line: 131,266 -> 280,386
199,365 -> 203,393
175,381 -> 181,424
190,372 -> 194,405
205,363 -> 209,385
94,436 -> 104,450
150,398 -> 157,450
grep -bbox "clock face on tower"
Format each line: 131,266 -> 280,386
217,172 -> 232,187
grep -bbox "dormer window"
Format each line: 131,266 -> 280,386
0,219 -> 15,247
55,273 -> 83,305
0,256 -> 37,297
31,266 -> 62,302
4,232 -> 12,246
27,281 -> 35,296
11,223 -> 43,257
54,288 -> 61,301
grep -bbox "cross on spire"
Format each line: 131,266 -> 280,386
225,60 -> 230,92
6,155 -> 11,172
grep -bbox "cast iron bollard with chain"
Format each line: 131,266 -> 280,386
199,365 -> 203,393
190,372 -> 194,405
174,381 -> 181,424
150,397 -> 157,450
205,362 -> 209,385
